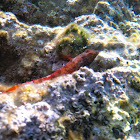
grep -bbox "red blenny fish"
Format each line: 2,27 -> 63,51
3,49 -> 99,93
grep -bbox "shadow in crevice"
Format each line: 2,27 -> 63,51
0,44 -> 20,84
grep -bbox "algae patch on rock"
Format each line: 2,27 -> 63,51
56,23 -> 91,57
127,72 -> 140,92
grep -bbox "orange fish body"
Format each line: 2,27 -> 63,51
3,49 -> 99,93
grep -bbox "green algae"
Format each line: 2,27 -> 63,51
127,72 -> 140,92
56,23 -> 91,57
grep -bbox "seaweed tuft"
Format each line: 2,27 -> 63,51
56,23 -> 91,57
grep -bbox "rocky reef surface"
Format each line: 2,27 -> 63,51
0,0 -> 140,140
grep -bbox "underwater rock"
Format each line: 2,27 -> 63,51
0,0 -> 140,139
0,0 -> 99,26
94,1 -> 132,28
91,51 -> 121,71
0,11 -> 57,83
0,101 -> 61,140
0,67 -> 139,139
0,0 -> 139,84
0,0 -> 138,27
127,72 -> 140,92
126,0 -> 140,14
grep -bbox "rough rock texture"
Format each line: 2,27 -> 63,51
0,0 -> 99,26
0,0 -> 139,27
0,0 -> 140,139
0,11 -> 58,83
0,67 -> 139,140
